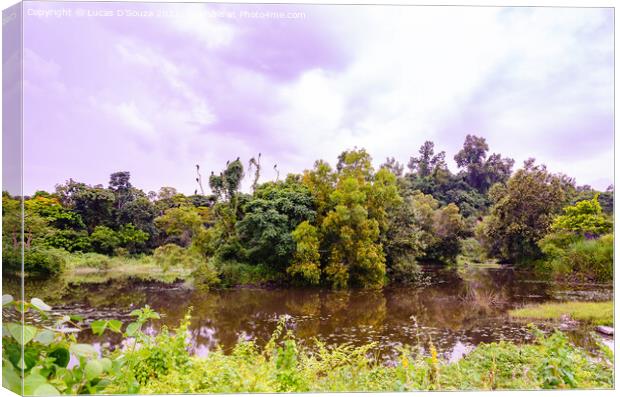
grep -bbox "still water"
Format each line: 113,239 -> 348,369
10,264 -> 614,362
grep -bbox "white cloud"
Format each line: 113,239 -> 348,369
165,6 -> 237,49
113,102 -> 155,136
258,7 -> 613,188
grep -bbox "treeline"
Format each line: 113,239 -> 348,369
2,135 -> 613,286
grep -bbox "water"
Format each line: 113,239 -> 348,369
5,264 -> 614,362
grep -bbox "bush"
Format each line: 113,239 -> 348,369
153,244 -> 199,271
213,258 -> 281,287
387,253 -> 424,284
44,229 -> 92,252
566,234 -> 613,282
191,261 -> 220,291
459,238 -> 487,263
67,252 -> 112,270
537,233 -> 613,282
22,246 -> 67,275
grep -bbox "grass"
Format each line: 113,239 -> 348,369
64,252 -> 192,284
120,322 -> 614,393
509,301 -> 613,326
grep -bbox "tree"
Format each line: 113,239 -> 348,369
109,171 -> 133,210
55,180 -> 115,232
302,160 -> 337,224
322,176 -> 385,288
155,206 -> 206,247
236,181 -> 316,269
383,195 -> 427,282
426,203 -> 466,262
381,157 -> 404,177
319,149 -> 402,288
481,159 -> 567,263
551,195 -> 612,237
116,196 -> 159,245
454,135 -> 514,193
209,158 -> 244,202
407,141 -> 447,178
89,226 -> 121,255
117,224 -> 150,253
287,221 -> 321,285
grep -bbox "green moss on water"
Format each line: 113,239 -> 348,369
509,301 -> 613,326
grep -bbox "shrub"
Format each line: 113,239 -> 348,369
566,234 -> 613,282
387,253 -> 424,284
537,233 -> 613,282
191,260 -> 220,291
68,252 -> 112,270
459,237 -> 487,263
22,246 -> 67,275
213,258 -> 281,287
153,244 -> 200,271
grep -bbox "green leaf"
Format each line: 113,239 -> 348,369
125,322 -> 141,337
23,373 -> 47,395
33,383 -> 60,396
30,298 -> 51,312
23,346 -> 40,371
2,363 -> 22,394
99,358 -> 112,372
49,347 -> 70,368
2,294 -> 13,306
69,314 -> 84,322
34,329 -> 55,345
70,343 -> 98,359
7,323 -> 38,345
107,320 -> 123,333
90,320 -> 108,336
4,342 -> 21,370
85,360 -> 103,381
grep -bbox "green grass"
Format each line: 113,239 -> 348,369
64,252 -> 192,284
509,301 -> 613,326
119,324 -> 613,393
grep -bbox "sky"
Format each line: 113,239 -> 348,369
18,1 -> 614,195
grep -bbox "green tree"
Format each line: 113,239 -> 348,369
56,180 -> 115,232
426,203 -> 466,262
319,150 -> 401,288
236,181 -> 316,269
302,160 -> 336,224
481,159 -> 567,263
287,221 -> 321,285
551,194 -> 612,237
454,135 -> 514,193
155,206 -> 206,247
89,226 -> 121,255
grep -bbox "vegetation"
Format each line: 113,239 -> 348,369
2,136 -> 613,287
509,301 -> 613,326
2,297 -> 613,395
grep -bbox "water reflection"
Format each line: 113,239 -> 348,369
7,265 -> 613,362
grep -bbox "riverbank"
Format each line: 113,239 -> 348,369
113,323 -> 615,393
509,301 -> 613,326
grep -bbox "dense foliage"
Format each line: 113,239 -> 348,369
2,135 -> 613,285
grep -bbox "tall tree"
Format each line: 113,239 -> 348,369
480,159 -> 567,263
454,135 -> 514,193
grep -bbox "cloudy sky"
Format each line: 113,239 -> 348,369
21,2 -> 613,195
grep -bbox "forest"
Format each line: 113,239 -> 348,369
1,134 -> 615,394
2,134 -> 614,287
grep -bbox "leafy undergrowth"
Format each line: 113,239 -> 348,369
128,323 -> 614,393
3,296 -> 614,395
509,301 -> 613,326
